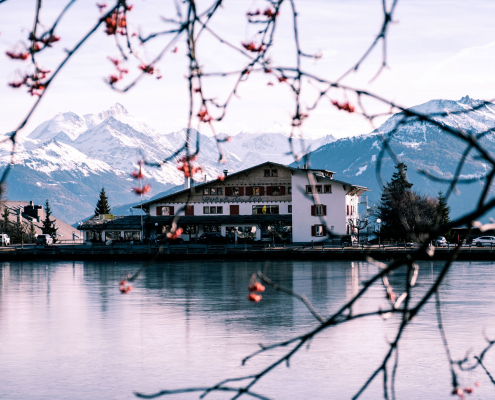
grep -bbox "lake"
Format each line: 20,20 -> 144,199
1,260 -> 494,399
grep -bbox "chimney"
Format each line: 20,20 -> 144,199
223,169 -> 229,177
29,201 -> 33,206
184,176 -> 190,190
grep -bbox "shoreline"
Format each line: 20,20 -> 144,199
2,244 -> 495,262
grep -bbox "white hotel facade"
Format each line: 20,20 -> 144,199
137,161 -> 368,244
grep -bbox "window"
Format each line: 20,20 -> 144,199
331,226 -> 334,231
252,186 -> 260,195
271,186 -> 281,196
204,206 -> 223,214
264,169 -> 270,177
288,205 -> 292,213
271,169 -> 278,177
311,204 -> 326,216
105,231 -> 121,241
306,185 -> 322,193
231,187 -> 239,196
217,188 -> 223,195
124,231 -> 141,241
184,225 -> 197,234
159,206 -> 173,216
203,188 -> 209,195
324,185 -> 332,193
315,225 -> 324,237
210,188 -> 216,195
204,225 -> 221,233
288,187 -> 292,194
252,205 -> 279,215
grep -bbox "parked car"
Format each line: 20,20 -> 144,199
36,234 -> 53,245
472,236 -> 495,247
341,235 -> 358,247
0,233 -> 10,246
155,234 -> 184,245
433,236 -> 448,247
197,232 -> 227,245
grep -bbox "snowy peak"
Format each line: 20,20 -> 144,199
83,102 -> 129,129
27,111 -> 87,142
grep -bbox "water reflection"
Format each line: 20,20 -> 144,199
0,260 -> 494,399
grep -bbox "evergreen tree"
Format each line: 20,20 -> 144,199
1,206 -> 11,235
94,188 -> 111,216
436,191 -> 451,226
377,163 -> 414,241
41,199 -> 58,242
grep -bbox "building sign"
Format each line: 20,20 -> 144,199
202,196 -> 263,203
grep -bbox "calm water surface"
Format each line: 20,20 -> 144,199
1,260 -> 495,399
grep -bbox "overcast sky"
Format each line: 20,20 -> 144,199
1,0 -> 495,140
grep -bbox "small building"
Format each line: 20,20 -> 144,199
3,200 -> 82,241
134,161 -> 368,244
78,215 -> 144,243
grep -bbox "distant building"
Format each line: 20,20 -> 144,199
3,200 -> 82,241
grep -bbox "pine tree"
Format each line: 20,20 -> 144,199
42,199 -> 58,242
95,188 -> 111,216
377,163 -> 414,241
436,191 -> 450,226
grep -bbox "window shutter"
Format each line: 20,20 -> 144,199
246,186 -> 252,196
225,187 -> 231,196
185,205 -> 194,215
323,205 -> 327,216
311,226 -> 316,237
322,225 -> 327,236
230,205 -> 239,215
259,186 -> 265,196
267,186 -> 272,196
239,187 -> 244,196
169,206 -> 174,216
156,206 -> 162,216
347,205 -> 349,215
280,186 -> 285,195
311,205 -> 315,216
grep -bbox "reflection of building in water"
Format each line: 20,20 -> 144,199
311,262 -> 328,299
346,262 -> 360,299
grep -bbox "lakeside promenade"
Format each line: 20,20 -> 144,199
1,243 -> 495,261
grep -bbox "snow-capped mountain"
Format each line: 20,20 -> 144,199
2,104 -> 335,223
298,96 -> 495,219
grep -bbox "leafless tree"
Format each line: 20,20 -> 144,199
2,1 -> 495,399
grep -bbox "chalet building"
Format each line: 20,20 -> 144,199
135,161 -> 368,244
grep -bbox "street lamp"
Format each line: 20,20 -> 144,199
376,218 -> 381,246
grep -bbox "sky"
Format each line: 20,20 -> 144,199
1,0 -> 495,140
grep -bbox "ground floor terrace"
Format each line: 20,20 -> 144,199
80,214 -> 293,243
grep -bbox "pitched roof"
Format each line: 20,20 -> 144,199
78,215 -> 145,230
133,161 -> 366,208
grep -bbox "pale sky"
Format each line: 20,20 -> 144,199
1,0 -> 495,140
